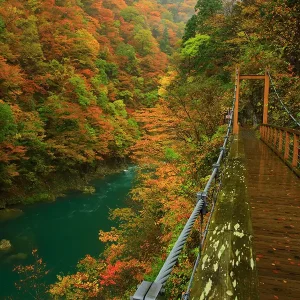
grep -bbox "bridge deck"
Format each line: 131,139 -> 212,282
190,129 -> 300,299
242,129 -> 300,299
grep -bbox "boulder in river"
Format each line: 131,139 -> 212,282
82,185 -> 96,194
0,239 -> 12,251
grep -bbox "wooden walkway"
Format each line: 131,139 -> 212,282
242,129 -> 300,300
190,129 -> 300,299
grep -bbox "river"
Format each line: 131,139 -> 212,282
0,166 -> 136,299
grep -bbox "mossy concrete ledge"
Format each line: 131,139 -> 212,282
190,135 -> 259,300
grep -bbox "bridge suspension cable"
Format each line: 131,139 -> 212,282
131,68 -> 239,300
267,71 -> 300,127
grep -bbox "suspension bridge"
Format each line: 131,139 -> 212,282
131,68 -> 300,300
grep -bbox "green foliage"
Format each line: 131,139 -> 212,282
127,118 -> 139,135
69,75 -> 96,106
96,90 -> 109,108
195,0 -> 222,23
134,29 -> 154,56
23,192 -> 52,204
17,16 -> 44,67
26,0 -> 41,12
164,147 -> 180,161
159,27 -> 171,54
0,102 -> 16,142
106,102 -> 118,116
85,123 -> 96,137
116,43 -> 136,61
120,7 -> 139,22
118,90 -> 134,105
161,11 -> 174,21
95,59 -> 118,79
116,43 -> 138,73
181,34 -> 210,58
97,70 -> 109,85
211,125 -> 227,140
72,29 -> 100,67
142,91 -> 159,107
144,257 -> 165,282
114,100 -> 127,118
0,16 -> 5,34
182,15 -> 197,42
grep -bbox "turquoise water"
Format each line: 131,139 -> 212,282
0,167 -> 135,299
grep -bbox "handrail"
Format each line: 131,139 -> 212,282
260,124 -> 300,136
130,68 -> 239,300
260,124 -> 300,177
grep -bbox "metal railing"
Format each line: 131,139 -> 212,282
260,124 -> 300,177
130,68 -> 239,300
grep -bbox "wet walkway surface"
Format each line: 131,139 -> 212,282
190,129 -> 300,300
242,130 -> 300,300
190,132 -> 258,299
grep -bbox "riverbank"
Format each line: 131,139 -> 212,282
0,159 -> 132,210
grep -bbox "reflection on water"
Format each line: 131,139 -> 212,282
0,166 -> 136,298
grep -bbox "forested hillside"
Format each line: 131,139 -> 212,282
180,0 -> 299,127
48,0 -> 299,299
0,0 -> 196,206
1,0 -> 299,299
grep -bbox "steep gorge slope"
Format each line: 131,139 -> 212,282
0,0 -> 196,206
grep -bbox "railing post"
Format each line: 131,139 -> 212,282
270,127 -> 273,147
284,132 -> 290,160
274,128 -> 277,148
278,130 -> 283,153
263,70 -> 270,124
292,134 -> 299,167
260,126 -> 262,138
